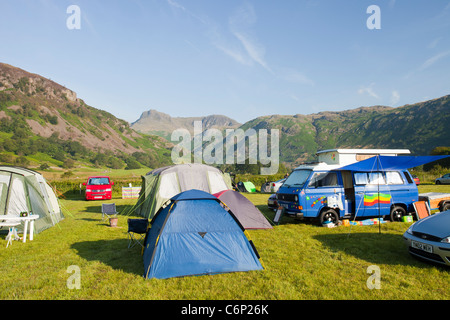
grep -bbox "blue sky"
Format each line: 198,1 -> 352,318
1,0 -> 449,124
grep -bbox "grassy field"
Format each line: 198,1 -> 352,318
0,184 -> 449,300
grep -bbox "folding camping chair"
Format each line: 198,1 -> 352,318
127,218 -> 149,249
0,221 -> 20,248
413,201 -> 431,220
101,203 -> 117,221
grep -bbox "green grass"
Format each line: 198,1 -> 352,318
0,185 -> 449,300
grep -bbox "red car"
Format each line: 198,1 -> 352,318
83,176 -> 113,200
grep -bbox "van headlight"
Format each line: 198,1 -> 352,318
441,236 -> 450,244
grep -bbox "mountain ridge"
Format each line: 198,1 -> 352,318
240,96 -> 450,166
131,109 -> 241,139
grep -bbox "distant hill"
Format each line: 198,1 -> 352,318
239,96 -> 450,167
0,63 -> 172,170
131,109 -> 241,140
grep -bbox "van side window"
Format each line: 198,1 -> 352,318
308,172 -> 338,187
354,172 -> 368,185
368,172 -> 385,185
403,171 -> 413,184
386,171 -> 404,185
354,172 -> 386,185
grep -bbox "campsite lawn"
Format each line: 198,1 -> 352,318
0,184 -> 449,300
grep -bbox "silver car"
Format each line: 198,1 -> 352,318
435,173 -> 450,185
267,193 -> 277,210
270,179 -> 286,193
403,210 -> 450,266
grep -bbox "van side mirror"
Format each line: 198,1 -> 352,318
82,182 -> 86,186
111,182 -> 114,185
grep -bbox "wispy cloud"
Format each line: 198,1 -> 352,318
228,3 -> 271,72
390,90 -> 400,105
427,37 -> 443,49
419,50 -> 450,71
233,31 -> 271,71
166,0 -> 208,25
276,67 -> 314,86
358,83 -> 380,99
166,1 -> 312,85
207,25 -> 252,66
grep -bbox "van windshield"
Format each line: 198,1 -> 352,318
283,169 -> 311,188
88,177 -> 110,185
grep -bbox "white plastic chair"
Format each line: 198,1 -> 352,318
0,221 -> 21,248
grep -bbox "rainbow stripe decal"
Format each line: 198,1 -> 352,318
364,193 -> 391,206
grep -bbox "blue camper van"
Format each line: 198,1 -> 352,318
276,149 -> 420,225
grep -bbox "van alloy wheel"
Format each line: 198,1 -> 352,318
319,209 -> 339,225
390,206 -> 406,222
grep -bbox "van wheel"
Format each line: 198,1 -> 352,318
390,206 -> 405,222
319,209 -> 339,225
441,202 -> 450,212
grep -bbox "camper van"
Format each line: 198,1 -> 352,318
83,176 -> 114,201
276,149 -> 419,224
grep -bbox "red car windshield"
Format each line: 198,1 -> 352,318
87,177 -> 110,185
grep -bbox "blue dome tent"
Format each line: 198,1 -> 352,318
143,189 -> 264,279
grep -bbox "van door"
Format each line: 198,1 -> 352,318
304,171 -> 344,218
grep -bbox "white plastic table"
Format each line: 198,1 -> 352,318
0,215 -> 39,243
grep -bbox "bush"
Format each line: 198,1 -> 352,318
39,163 -> 50,170
125,158 -> 141,170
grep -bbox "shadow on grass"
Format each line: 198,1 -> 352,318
313,232 -> 441,268
71,239 -> 144,277
82,204 -> 139,215
255,204 -> 314,226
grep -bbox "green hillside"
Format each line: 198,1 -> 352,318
0,63 -> 172,171
241,97 -> 450,167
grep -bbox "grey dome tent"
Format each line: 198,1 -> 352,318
0,166 -> 64,234
213,189 -> 273,229
260,182 -> 271,193
135,164 -> 233,219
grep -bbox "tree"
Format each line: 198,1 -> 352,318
39,163 -> 50,170
125,158 -> 141,170
107,157 -> 123,169
63,158 -> 75,169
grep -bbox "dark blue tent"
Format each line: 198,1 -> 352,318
338,155 -> 449,171
143,189 -> 264,279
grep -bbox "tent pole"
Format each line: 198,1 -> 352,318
377,155 -> 381,234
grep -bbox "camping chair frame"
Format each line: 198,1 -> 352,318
101,203 -> 117,221
127,218 -> 149,249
